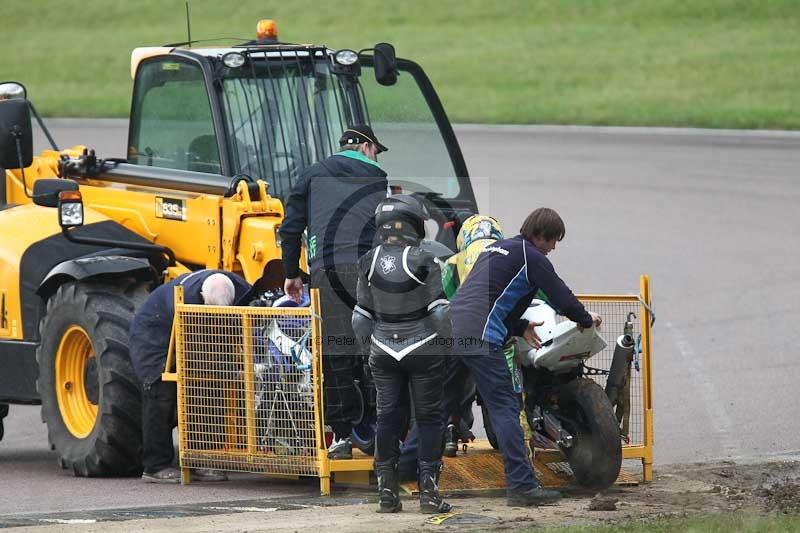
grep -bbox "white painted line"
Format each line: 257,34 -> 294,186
665,321 -> 738,459
202,506 -> 279,513
37,518 -> 98,524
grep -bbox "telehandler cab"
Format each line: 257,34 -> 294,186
0,21 -> 478,476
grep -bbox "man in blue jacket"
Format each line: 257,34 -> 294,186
129,270 -> 252,483
280,125 -> 389,459
450,207 -> 601,506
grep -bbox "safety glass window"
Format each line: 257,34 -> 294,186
359,65 -> 460,199
221,58 -> 350,202
129,59 -> 221,174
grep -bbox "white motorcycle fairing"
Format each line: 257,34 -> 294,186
515,300 -> 607,373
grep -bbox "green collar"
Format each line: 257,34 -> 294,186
334,149 -> 383,171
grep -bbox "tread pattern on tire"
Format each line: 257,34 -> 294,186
36,278 -> 149,477
560,378 -> 623,490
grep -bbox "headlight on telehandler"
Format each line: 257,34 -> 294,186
222,52 -> 246,68
334,49 -> 359,66
58,190 -> 84,228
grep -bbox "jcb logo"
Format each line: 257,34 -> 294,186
155,197 -> 187,221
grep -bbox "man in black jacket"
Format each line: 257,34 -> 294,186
280,125 -> 389,459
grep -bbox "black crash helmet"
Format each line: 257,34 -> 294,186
375,194 -> 430,244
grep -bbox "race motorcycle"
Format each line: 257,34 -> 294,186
515,300 -> 623,490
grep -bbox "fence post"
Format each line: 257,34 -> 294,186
170,286 -> 192,485
310,289 -> 331,494
242,313 -> 257,455
639,275 -> 654,481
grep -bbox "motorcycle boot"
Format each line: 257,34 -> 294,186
327,436 -> 353,460
506,481 -> 562,507
375,460 -> 403,513
443,423 -> 458,457
418,460 -> 451,513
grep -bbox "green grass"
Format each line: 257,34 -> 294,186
3,0 -> 800,128
531,512 -> 800,533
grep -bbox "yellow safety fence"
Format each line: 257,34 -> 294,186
163,276 -> 654,494
534,275 -> 655,482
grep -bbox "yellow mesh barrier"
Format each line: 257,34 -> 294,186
170,288 -> 325,480
577,298 -> 646,448
166,276 -> 654,493
568,275 -> 654,480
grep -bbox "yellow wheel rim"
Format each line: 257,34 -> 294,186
55,326 -> 98,438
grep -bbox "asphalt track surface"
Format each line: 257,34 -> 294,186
2,121 -> 798,518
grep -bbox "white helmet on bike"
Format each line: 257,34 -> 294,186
515,300 -> 607,373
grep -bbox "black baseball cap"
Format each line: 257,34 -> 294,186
339,124 -> 389,153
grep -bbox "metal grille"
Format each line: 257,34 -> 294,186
574,298 -> 646,448
174,303 -> 322,477
169,278 -> 654,489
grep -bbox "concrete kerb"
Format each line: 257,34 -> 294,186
36,119 -> 800,139
453,123 -> 800,139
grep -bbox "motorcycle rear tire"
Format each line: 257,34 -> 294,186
559,378 -> 622,490
351,419 -> 376,456
350,382 -> 376,455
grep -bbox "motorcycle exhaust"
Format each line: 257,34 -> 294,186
605,333 -> 635,406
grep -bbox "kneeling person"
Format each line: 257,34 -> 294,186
352,195 -> 451,513
129,270 -> 252,484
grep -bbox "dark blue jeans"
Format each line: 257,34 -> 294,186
459,338 -> 536,491
141,378 -> 177,474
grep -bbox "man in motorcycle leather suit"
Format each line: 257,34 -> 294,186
352,195 -> 451,514
440,214 -> 504,454
397,214 -> 504,478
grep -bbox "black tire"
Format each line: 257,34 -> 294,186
351,420 -> 376,456
36,279 -> 149,477
350,380 -> 375,455
559,378 -> 622,490
480,401 -> 500,450
0,403 -> 8,442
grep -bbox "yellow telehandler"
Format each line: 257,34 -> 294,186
0,20 -> 477,476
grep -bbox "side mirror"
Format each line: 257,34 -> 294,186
373,42 -> 398,86
0,98 -> 33,169
32,178 -> 78,208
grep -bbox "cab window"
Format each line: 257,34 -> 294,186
359,64 -> 461,198
129,58 -> 221,174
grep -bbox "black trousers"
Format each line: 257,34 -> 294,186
370,347 -> 445,464
311,267 -> 361,434
141,379 -> 177,474
398,355 -> 472,477
444,356 -> 476,435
